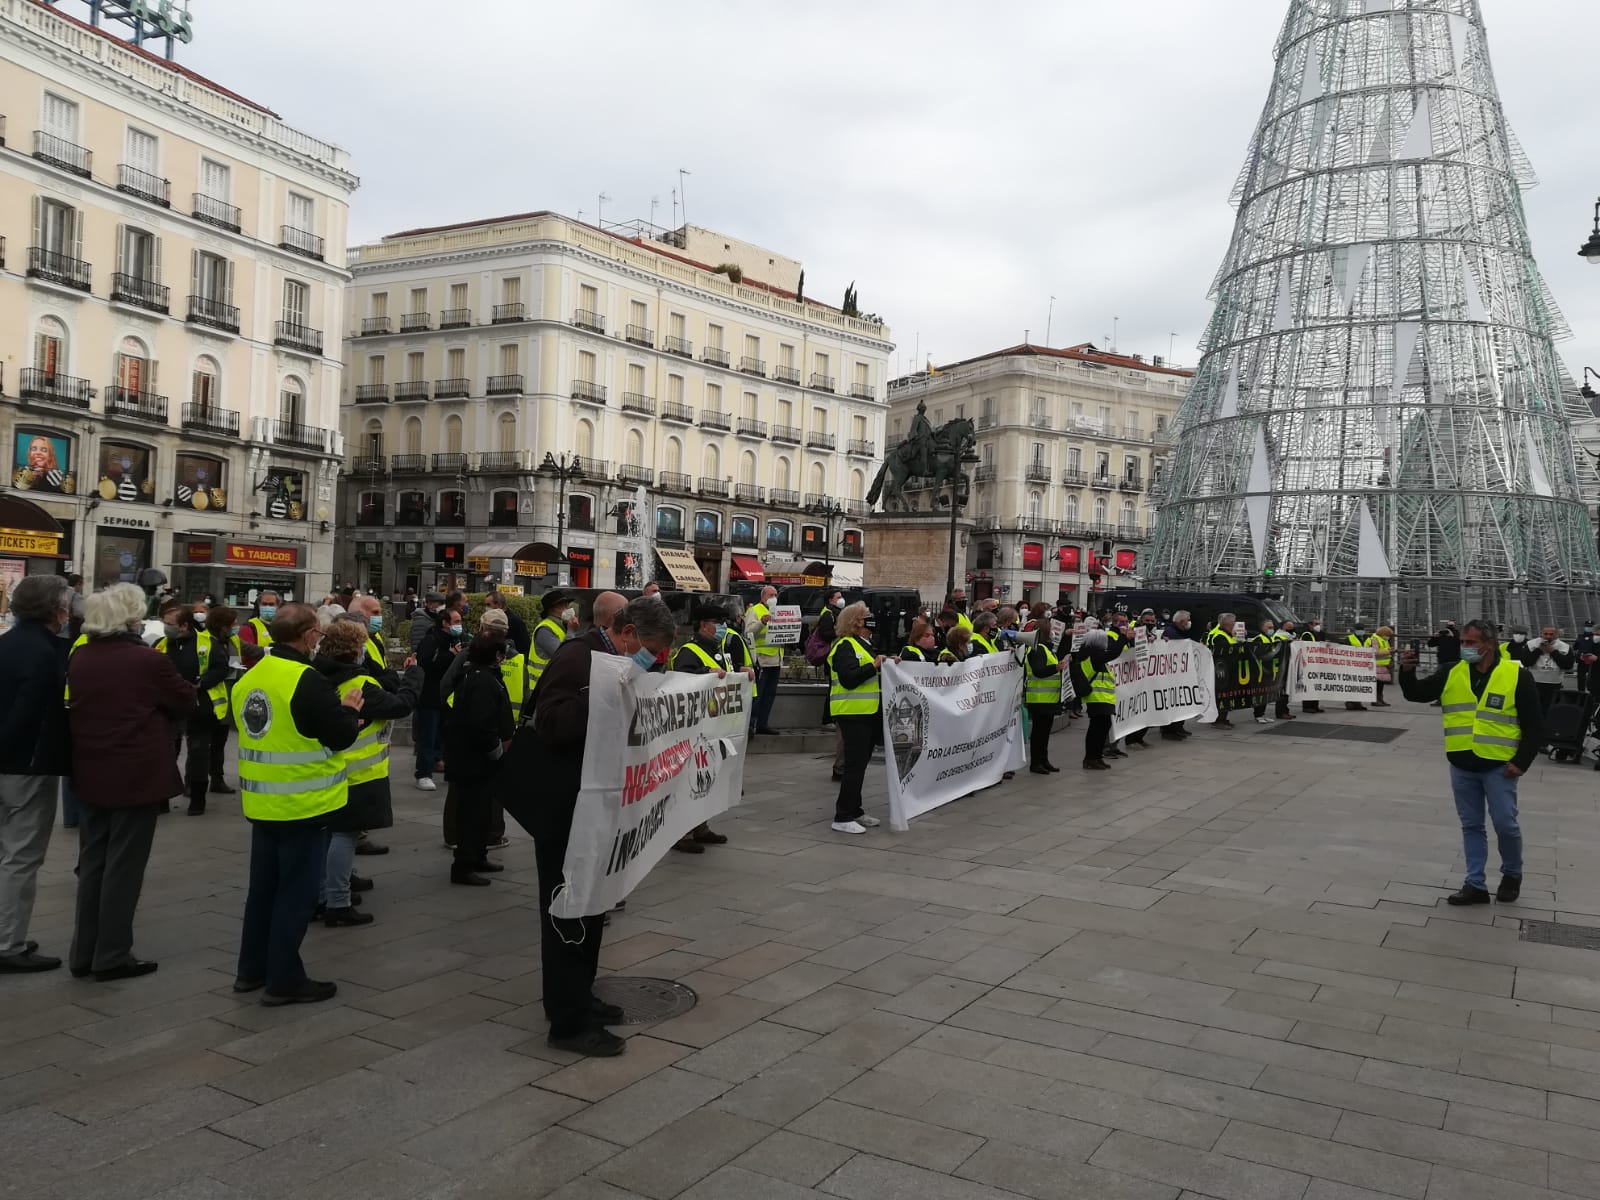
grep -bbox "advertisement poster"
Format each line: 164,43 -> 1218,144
12,429 -> 75,494
97,441 -> 154,504
766,605 -> 803,646
1287,641 -> 1377,703
1110,640 -> 1220,740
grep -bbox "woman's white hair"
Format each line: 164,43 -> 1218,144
836,600 -> 870,640
316,603 -> 346,629
81,582 -> 148,637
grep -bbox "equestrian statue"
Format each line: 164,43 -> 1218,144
867,403 -> 977,512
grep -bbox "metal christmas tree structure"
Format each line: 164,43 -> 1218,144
1146,0 -> 1599,631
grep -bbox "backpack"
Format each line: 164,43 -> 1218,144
804,627 -> 830,666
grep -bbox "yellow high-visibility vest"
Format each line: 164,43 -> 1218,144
749,602 -> 782,664
721,628 -> 757,699
231,656 -> 348,822
337,673 -> 390,787
527,617 -> 567,684
970,633 -> 999,655
1440,658 -> 1522,762
1206,627 -> 1236,646
828,635 -> 880,716
154,630 -> 231,720
1026,647 -> 1061,705
247,617 -> 274,648
63,633 -> 88,706
1372,634 -> 1391,668
956,612 -> 973,633
1087,663 -> 1117,705
675,641 -> 724,672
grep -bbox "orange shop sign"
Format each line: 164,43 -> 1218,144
222,543 -> 300,569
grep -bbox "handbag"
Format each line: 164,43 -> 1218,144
804,628 -> 830,666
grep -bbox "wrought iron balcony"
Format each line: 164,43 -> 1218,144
274,321 -> 324,356
659,471 -> 692,493
182,403 -> 240,437
1062,469 -> 1088,487
19,369 -> 92,408
1026,464 -> 1052,482
847,438 -> 875,457
804,493 -> 828,509
279,226 -> 325,260
492,302 -> 526,323
390,454 -> 428,473
1119,476 -> 1143,492
809,373 -> 836,393
618,464 -> 654,485
849,384 -> 875,402
571,308 -> 605,333
736,417 -> 768,439
661,401 -> 694,424
354,383 -> 390,403
187,295 -> 239,333
574,455 -> 608,477
192,193 -> 241,232
117,164 -> 170,206
33,131 -> 90,177
977,414 -> 998,431
440,308 -> 471,329
736,484 -> 766,504
1120,427 -> 1148,443
771,488 -> 799,507
433,453 -> 469,474
1029,413 -> 1053,430
435,508 -> 467,527
625,323 -> 654,347
701,346 -> 730,368
105,386 -> 169,425
27,247 -> 91,291
694,526 -> 722,545
774,365 -> 800,385
740,356 -> 765,377
974,515 -> 1001,531
765,533 -> 792,553
395,380 -> 431,402
845,499 -> 867,516
663,335 -> 692,358
806,431 -> 837,451
772,424 -> 801,445
360,316 -> 391,336
974,465 -> 997,483
273,421 -> 330,452
393,507 -> 425,527
698,476 -> 730,498
570,379 -> 607,405
621,392 -> 656,416
839,541 -> 865,560
699,410 -> 731,431
110,273 -> 169,313
400,312 -> 431,333
486,374 -> 523,396
476,450 -> 524,472
434,377 -> 471,399
348,455 -> 385,475
1090,474 -> 1115,490
1117,523 -> 1148,542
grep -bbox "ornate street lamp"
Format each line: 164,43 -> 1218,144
1581,198 -> 1600,264
540,451 -> 584,561
807,498 -> 846,569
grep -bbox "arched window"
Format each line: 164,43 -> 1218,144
625,428 -> 644,468
1065,493 -> 1080,521
115,335 -> 151,396
775,456 -> 791,491
1028,490 -> 1042,519
397,490 -> 428,525
497,412 -> 516,453
364,418 -> 383,460
404,415 -> 422,455
1093,496 -> 1108,524
1120,500 -> 1136,528
740,450 -> 756,486
358,490 -> 386,526
437,488 -> 466,525
490,488 -> 518,527
278,375 -> 305,426
850,468 -> 864,500
702,443 -> 720,480
664,436 -> 683,475
575,418 -> 595,460
34,316 -> 68,377
192,354 -> 220,413
810,461 -> 826,497
656,504 -> 685,542
443,414 -> 463,455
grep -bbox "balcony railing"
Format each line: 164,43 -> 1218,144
740,356 -> 765,377
393,508 -> 425,527
486,374 -> 523,396
1120,428 -> 1148,443
279,226 -> 325,261
435,508 -> 467,527
571,308 -> 605,333
701,346 -> 730,368
845,499 -> 868,516
621,392 -> 656,416
33,130 -> 90,177
849,384 -> 875,402
116,164 -> 170,207
736,484 -> 766,504
694,526 -> 722,545
400,312 -> 431,333
360,316 -> 391,336
974,465 -> 997,483
187,295 -> 239,334
476,451 -> 524,472
807,431 -> 837,451
348,456 -> 385,475
771,488 -> 799,507
574,455 -> 608,478
492,302 -> 526,323
110,273 -> 169,313
625,323 -> 654,347
433,453 -> 469,473
736,417 -> 768,439
847,438 -> 875,457
663,335 -> 692,358
809,373 -> 836,393
699,410 -> 731,431
661,401 -> 695,424
192,193 -> 241,232
391,454 -> 428,472
105,386 -> 169,424
395,380 -> 431,402
660,471 -> 692,493
774,365 -> 801,385
182,402 -> 240,437
772,424 -> 801,444
1062,469 -> 1088,487
839,542 -> 865,560
977,414 -> 998,430
765,535 -> 793,553
19,369 -> 92,408
618,463 -> 654,485
434,377 -> 471,399
570,379 -> 607,405
1029,414 -> 1053,430
1091,474 -> 1115,490
274,321 -> 324,356
1026,464 -> 1052,482
273,421 -> 330,452
354,383 -> 390,403
440,308 -> 471,329
27,246 -> 91,291
698,476 -> 730,498
1119,477 -> 1143,492
1117,523 -> 1148,542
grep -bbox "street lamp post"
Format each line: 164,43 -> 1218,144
943,447 -> 982,607
540,451 -> 584,567
1580,197 -> 1600,264
808,498 -> 845,570
1581,367 -> 1600,405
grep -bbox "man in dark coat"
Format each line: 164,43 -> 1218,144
485,591 -> 532,658
1159,610 -> 1196,740
0,575 -> 74,972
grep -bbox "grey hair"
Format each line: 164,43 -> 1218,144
617,595 -> 675,642
317,604 -> 346,629
82,583 -> 148,636
1217,612 -> 1236,627
973,612 -> 998,633
1173,609 -> 1190,623
997,606 -> 1018,625
1082,629 -> 1110,653
8,574 -> 71,623
1461,618 -> 1497,646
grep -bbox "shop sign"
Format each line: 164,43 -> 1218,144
466,556 -> 490,573
223,542 -> 300,569
184,542 -> 214,563
514,558 -> 547,577
498,584 -> 524,596
0,526 -> 62,556
103,515 -> 151,529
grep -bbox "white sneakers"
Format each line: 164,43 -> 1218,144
830,815 -> 880,834
1255,716 -> 1273,724
416,777 -> 437,792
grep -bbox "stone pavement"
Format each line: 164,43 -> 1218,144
6,694 -> 1600,1200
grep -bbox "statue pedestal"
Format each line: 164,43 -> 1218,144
865,512 -> 974,603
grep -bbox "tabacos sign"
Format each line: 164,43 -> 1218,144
222,542 -> 299,569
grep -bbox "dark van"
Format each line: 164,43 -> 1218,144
1099,590 -> 1300,635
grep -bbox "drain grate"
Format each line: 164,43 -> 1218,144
592,975 -> 699,1024
1519,920 -> 1600,951
1258,723 -> 1405,744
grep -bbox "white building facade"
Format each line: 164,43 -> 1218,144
338,213 -> 892,596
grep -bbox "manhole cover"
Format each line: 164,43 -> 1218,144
592,976 -> 698,1024
1520,920 -> 1600,951
1259,723 -> 1405,744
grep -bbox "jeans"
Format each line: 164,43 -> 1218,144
751,665 -> 781,730
0,774 -> 58,955
62,778 -> 83,827
237,822 -> 326,992
321,830 -> 357,908
70,802 -> 160,972
1449,764 -> 1523,889
833,714 -> 878,823
413,708 -> 443,779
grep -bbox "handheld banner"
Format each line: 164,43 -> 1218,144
1110,640 -> 1220,740
1211,641 -> 1290,711
1287,640 -> 1377,703
767,605 -> 803,646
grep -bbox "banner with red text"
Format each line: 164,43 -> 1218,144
1287,640 -> 1377,703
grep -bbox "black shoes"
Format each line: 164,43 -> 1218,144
232,976 -> 264,994
548,1027 -> 626,1057
450,867 -> 491,886
323,906 -> 374,928
349,874 -> 374,893
354,837 -> 388,856
262,979 -> 337,1007
692,827 -> 728,845
93,959 -> 158,982
671,838 -> 706,854
1029,765 -> 1053,775
0,950 -> 61,973
1497,875 -> 1522,903
210,778 -> 236,794
1104,749 -> 1128,760
1447,884 -> 1492,906
589,996 -> 626,1024
471,859 -> 505,873
1083,760 -> 1111,771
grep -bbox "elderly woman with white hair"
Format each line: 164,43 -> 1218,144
66,583 -> 196,981
1068,627 -> 1123,771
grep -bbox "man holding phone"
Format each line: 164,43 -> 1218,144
1398,620 -> 1542,906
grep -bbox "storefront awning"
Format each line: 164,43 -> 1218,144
466,540 -> 560,562
654,547 -> 710,592
0,495 -> 66,558
728,554 -> 765,583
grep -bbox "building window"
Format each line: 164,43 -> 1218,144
740,451 -> 757,486
175,452 -> 224,509
34,197 -> 80,258
627,362 -> 646,395
765,520 -> 793,552
404,416 -> 422,454
1030,442 -> 1045,469
192,356 -> 219,411
503,276 -> 522,305
1028,491 -> 1042,519
490,489 -> 518,527
656,506 -> 685,542
1068,446 -> 1081,471
449,282 -> 467,310
630,299 -> 648,329
364,420 -> 383,459
34,318 -> 66,378
569,493 -> 595,532
1066,494 -> 1080,521
576,350 -> 596,382
408,286 -> 427,315
443,415 -> 463,455
447,347 -> 466,379
370,291 -> 388,318
358,492 -> 386,527
366,355 -> 386,385
396,490 -> 427,525
282,278 -> 309,327
1095,452 -> 1110,481
578,282 -> 597,313
664,437 -> 683,475
668,374 -> 684,405
199,156 -> 230,202
743,391 -> 758,418
437,490 -> 466,525
192,250 -> 232,304
497,412 -> 516,452
499,343 -> 519,376
279,378 -> 304,426
707,323 -> 724,349
1093,496 -> 1109,524
801,524 -> 826,555
1123,455 -> 1139,481
706,382 -> 723,412
124,126 -> 158,174
115,340 -> 155,394
97,440 -> 153,504
731,515 -> 757,546
43,91 -> 79,140
1121,500 -> 1137,527
406,352 -> 425,382
287,191 -> 314,233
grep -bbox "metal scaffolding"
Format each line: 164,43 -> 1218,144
1146,0 -> 1600,633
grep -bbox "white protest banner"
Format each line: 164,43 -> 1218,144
1287,640 -> 1377,703
767,605 -> 803,646
881,655 -> 1027,831
554,655 -> 749,917
1110,640 -> 1219,740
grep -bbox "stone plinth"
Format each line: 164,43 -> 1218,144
864,512 -> 973,602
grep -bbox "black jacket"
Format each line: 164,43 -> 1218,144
1162,622 -> 1194,643
1428,629 -> 1462,666
504,610 -> 532,658
445,663 -> 514,783
1069,638 -> 1124,708
162,632 -> 232,717
0,620 -> 70,775
1399,658 -> 1544,772
273,645 -> 361,756
672,636 -> 728,674
828,636 -> 878,689
313,655 -> 423,831
416,622 -> 461,709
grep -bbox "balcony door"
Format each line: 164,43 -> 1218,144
125,127 -> 158,175
42,92 -> 78,141
200,157 -> 230,202
118,225 -> 160,282
282,279 -> 308,329
34,198 -> 79,258
117,349 -> 154,396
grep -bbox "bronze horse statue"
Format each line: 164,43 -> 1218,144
867,417 -> 976,512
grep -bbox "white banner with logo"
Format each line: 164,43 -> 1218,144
767,605 -> 803,646
881,655 -> 1027,831
1287,640 -> 1377,703
1110,640 -> 1220,740
554,655 -> 749,917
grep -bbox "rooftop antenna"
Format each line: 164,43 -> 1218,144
1169,331 -> 1178,364
1045,296 -> 1056,347
649,195 -> 659,229
1113,316 -> 1120,353
597,191 -> 610,229
678,168 -> 691,228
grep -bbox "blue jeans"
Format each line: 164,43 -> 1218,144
237,822 -> 325,992
321,831 -> 356,908
1449,764 -> 1523,889
413,708 -> 443,779
751,665 -> 781,731
61,778 -> 83,827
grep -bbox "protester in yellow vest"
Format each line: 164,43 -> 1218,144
231,603 -> 363,1007
670,604 -> 747,853
827,602 -> 883,835
1070,628 -> 1123,770
345,594 -> 389,676
969,613 -> 1001,655
1345,621 -> 1375,712
900,617 -> 938,662
197,605 -> 243,795
154,606 -> 234,815
744,585 -> 783,735
239,590 -> 278,667
528,590 -> 577,687
1205,612 -> 1239,728
1024,634 -> 1068,774
1398,620 -> 1541,907
1373,624 -> 1394,708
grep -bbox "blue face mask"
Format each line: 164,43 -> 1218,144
631,647 -> 658,671
713,624 -> 728,640
448,624 -> 463,637
1460,646 -> 1483,664
367,615 -> 383,634
258,605 -> 277,621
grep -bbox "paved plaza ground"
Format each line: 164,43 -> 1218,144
6,694 -> 1600,1200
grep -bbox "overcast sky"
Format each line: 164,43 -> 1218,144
189,0 -> 1597,382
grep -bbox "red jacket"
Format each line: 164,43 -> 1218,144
68,634 -> 196,807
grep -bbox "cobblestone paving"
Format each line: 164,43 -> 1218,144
6,695 -> 1600,1199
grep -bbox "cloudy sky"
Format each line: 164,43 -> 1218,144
190,0 -> 1596,381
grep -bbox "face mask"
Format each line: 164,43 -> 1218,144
449,624 -> 463,637
1311,624 -> 1321,632
713,624 -> 728,640
1263,627 -> 1275,636
1461,646 -> 1484,664
1512,634 -> 1525,643
630,646 -> 658,671
258,605 -> 277,621
193,611 -> 207,624
1586,627 -> 1593,633
1355,627 -> 1366,635
368,615 -> 383,634
162,623 -> 184,641
832,598 -> 845,609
